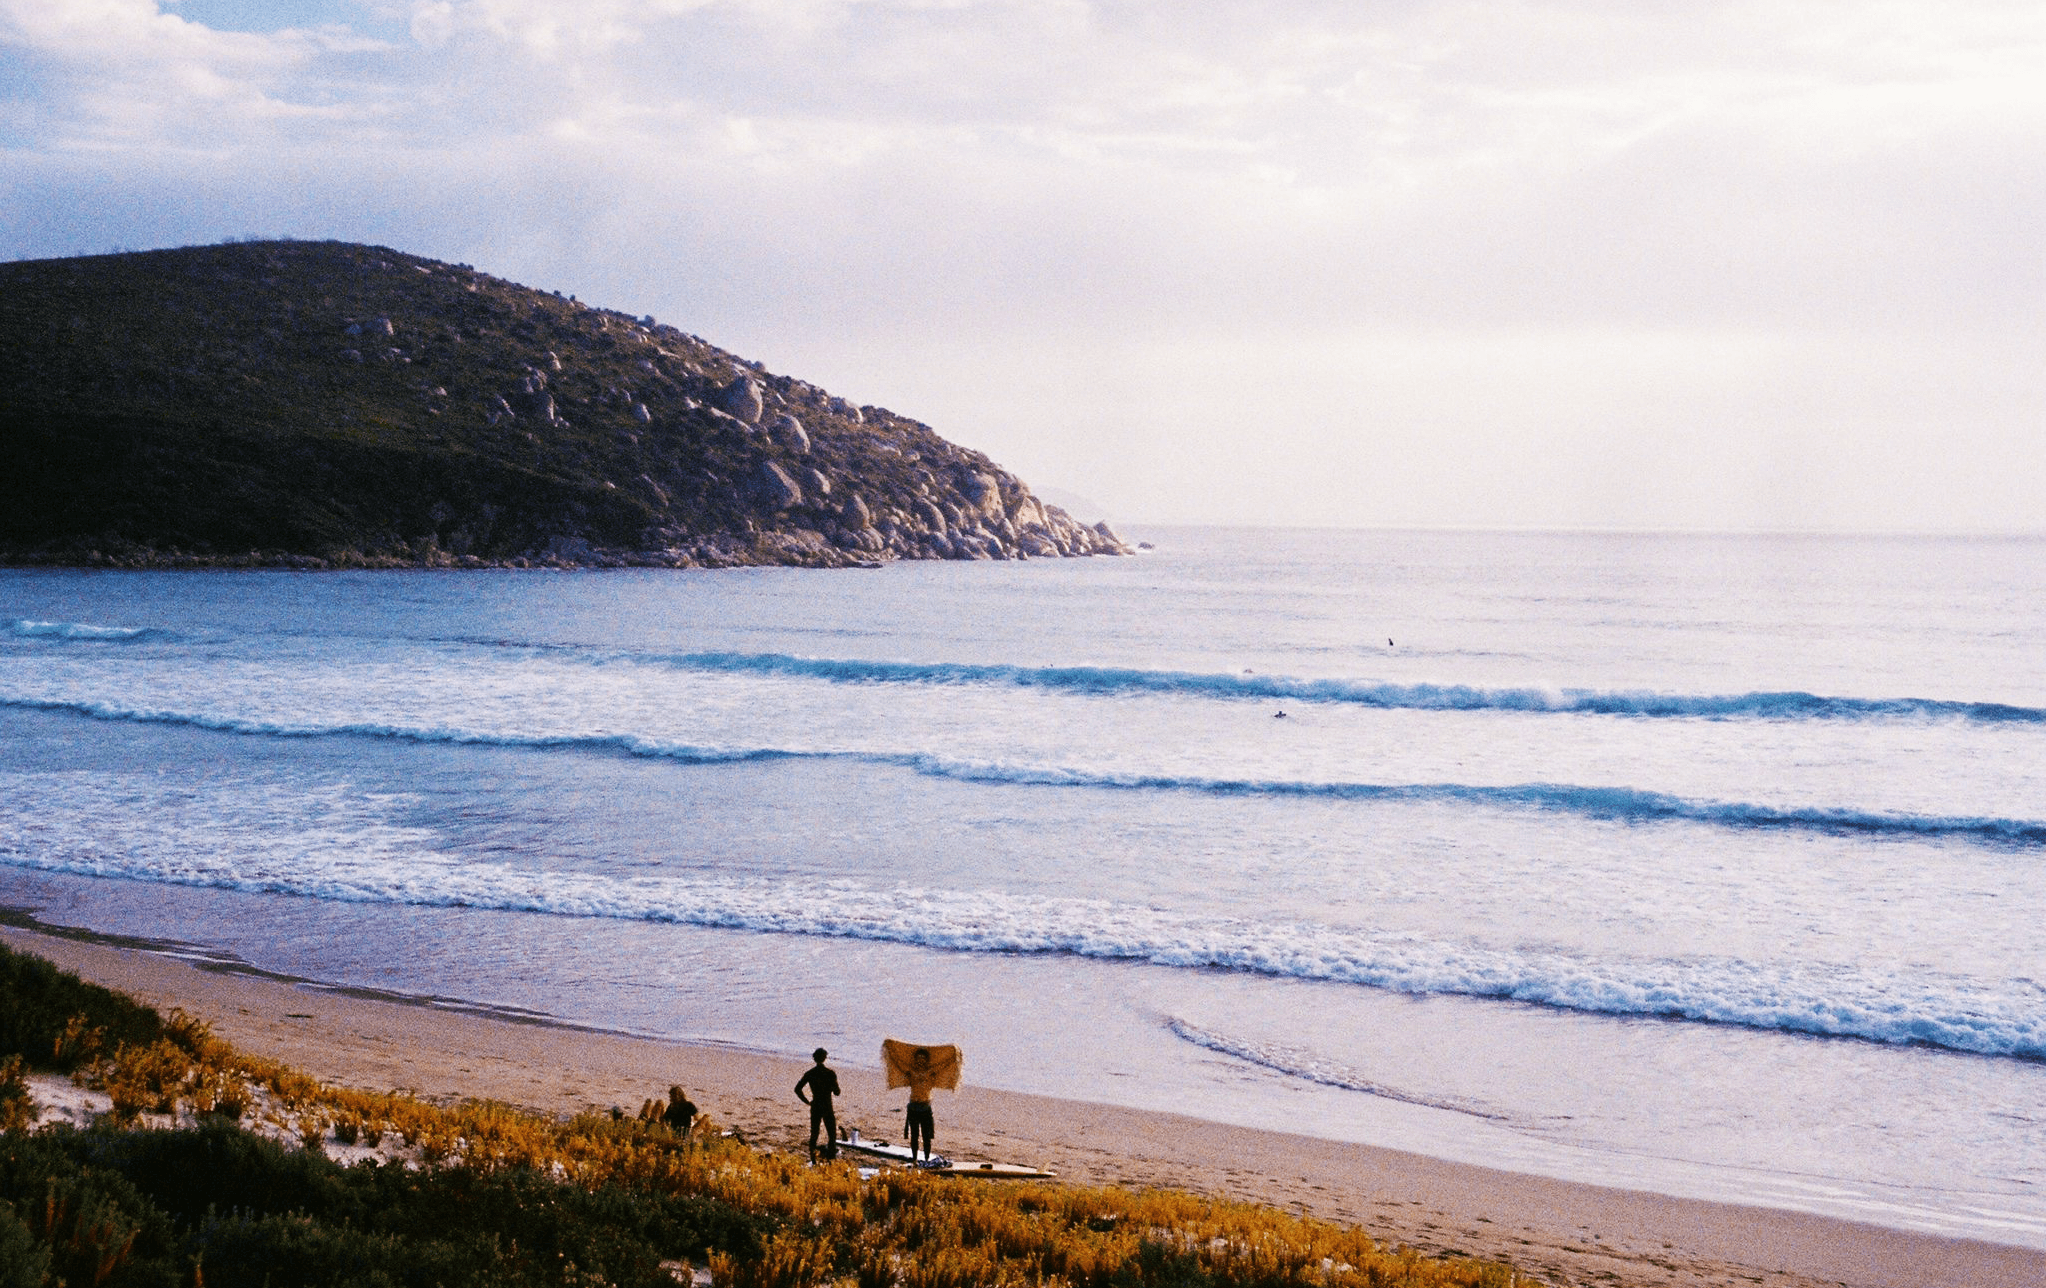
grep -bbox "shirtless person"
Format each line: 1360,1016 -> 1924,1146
904,1046 -> 938,1163
882,1038 -> 959,1165
794,1048 -> 840,1162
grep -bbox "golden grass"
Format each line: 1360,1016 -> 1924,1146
60,1014 -> 1540,1288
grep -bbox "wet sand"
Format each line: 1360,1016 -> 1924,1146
7,924 -> 2039,1288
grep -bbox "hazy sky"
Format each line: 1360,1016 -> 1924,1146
3,1 -> 2041,530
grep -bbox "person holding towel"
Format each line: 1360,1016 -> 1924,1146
882,1038 -> 960,1164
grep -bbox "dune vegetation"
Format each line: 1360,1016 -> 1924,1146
0,942 -> 1532,1288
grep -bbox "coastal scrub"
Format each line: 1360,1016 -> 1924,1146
0,942 -> 1532,1287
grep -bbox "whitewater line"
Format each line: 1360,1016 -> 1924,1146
14,619 -> 2044,723
4,693 -> 2041,846
660,652 -> 2045,724
2,834 -> 2039,1062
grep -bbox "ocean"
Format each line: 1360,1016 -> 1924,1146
3,527 -> 2042,1248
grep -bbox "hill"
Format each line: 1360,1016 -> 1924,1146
0,240 -> 1128,569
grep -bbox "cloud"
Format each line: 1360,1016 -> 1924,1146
2,0 -> 2042,529
0,0 -> 401,154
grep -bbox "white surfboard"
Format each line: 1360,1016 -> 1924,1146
837,1135 -> 1055,1179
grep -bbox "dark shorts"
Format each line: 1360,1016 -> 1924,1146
906,1101 -> 934,1131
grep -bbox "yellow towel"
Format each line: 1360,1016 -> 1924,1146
881,1038 -> 962,1099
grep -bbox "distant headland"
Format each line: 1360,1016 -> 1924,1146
0,240 -> 1128,569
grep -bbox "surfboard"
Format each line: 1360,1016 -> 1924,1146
836,1136 -> 1055,1179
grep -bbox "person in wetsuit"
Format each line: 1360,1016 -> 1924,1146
794,1047 -> 840,1162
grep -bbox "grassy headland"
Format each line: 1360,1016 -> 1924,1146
0,241 -> 1125,569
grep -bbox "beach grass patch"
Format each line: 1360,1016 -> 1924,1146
0,942 -> 176,1073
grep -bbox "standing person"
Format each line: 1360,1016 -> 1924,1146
794,1048 -> 840,1162
881,1038 -> 961,1166
904,1048 -> 938,1163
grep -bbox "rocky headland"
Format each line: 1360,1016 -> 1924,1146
0,240 -> 1128,569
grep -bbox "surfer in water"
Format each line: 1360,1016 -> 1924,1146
794,1048 -> 840,1162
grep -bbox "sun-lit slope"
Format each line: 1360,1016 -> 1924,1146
0,240 -> 1126,568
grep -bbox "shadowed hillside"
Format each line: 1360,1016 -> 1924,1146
0,240 -> 1128,568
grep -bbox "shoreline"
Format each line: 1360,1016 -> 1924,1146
6,924 -> 2040,1288
0,552 -> 892,572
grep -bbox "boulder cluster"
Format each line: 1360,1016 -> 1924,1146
458,329 -> 1127,570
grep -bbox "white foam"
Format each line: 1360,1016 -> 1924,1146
7,618 -> 157,641
4,768 -> 2040,1061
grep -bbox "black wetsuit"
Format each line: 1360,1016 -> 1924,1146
796,1064 -> 840,1158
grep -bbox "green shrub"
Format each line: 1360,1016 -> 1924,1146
0,1200 -> 52,1288
64,1117 -> 369,1230
184,1209 -> 484,1288
0,1120 -> 770,1288
0,1128 -> 181,1288
0,942 -> 173,1072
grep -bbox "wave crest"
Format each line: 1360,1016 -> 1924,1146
4,694 -> 2040,847
7,619 -> 166,643
3,817 -> 2039,1062
904,760 -> 2046,846
649,651 -> 2046,724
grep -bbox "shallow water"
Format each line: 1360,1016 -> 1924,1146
4,528 -> 2044,1246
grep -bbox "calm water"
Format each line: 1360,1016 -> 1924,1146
3,528 -> 2043,1246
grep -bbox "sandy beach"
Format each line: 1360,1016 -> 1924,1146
6,923 -> 2038,1288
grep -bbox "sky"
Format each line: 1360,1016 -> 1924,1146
2,1 -> 2041,531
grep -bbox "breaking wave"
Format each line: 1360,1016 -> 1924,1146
3,693 -> 2041,846
6,618 -> 169,643
637,650 -> 2046,724
13,622 -> 2041,723
910,763 -> 2046,846
3,805 -> 2039,1061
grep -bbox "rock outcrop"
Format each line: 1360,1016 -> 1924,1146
719,376 -> 764,426
768,413 -> 810,455
0,240 -> 1131,569
754,460 -> 805,510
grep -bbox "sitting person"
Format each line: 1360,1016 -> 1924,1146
662,1085 -> 697,1137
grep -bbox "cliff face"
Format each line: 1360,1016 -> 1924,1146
0,240 -> 1127,569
